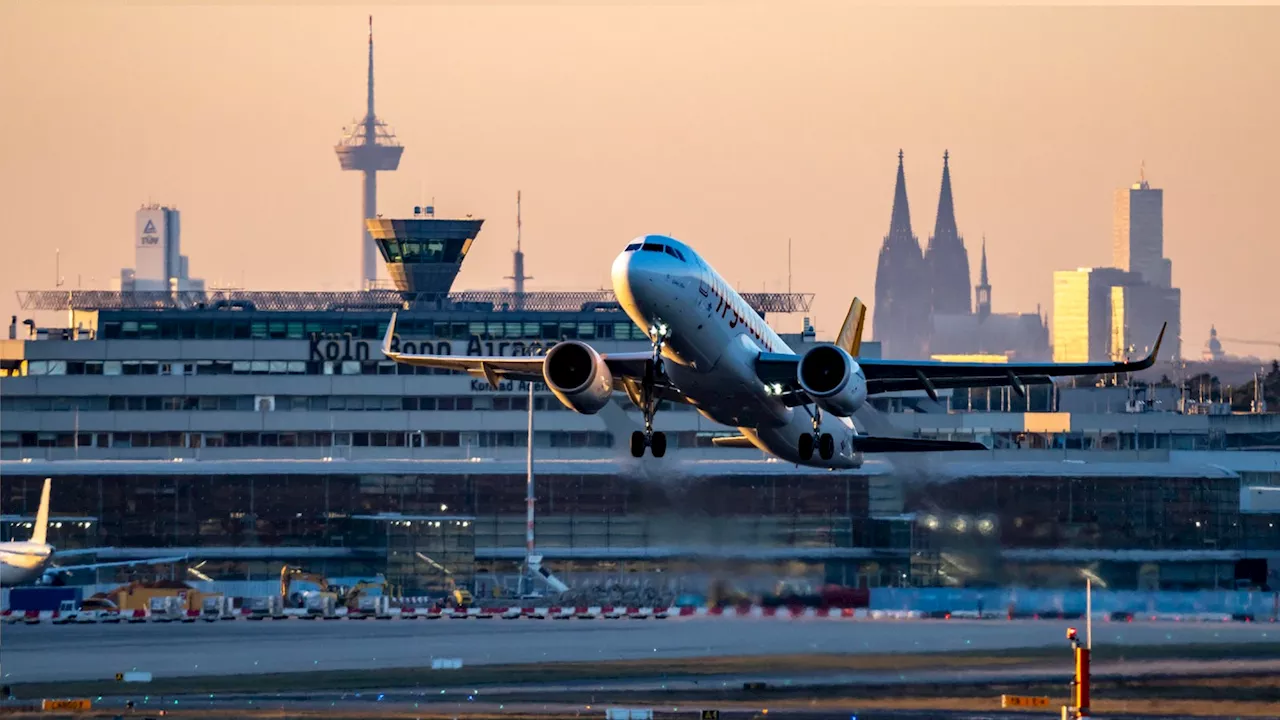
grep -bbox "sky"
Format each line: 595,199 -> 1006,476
1,2 -> 1277,353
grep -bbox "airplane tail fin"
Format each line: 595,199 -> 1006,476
835,297 -> 868,357
31,477 -> 51,546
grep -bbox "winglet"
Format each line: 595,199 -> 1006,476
1151,322 -> 1167,361
835,297 -> 868,357
381,312 -> 398,359
1134,322 -> 1168,370
31,477 -> 51,546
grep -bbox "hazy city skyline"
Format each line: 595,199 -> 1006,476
1,4 -> 1277,354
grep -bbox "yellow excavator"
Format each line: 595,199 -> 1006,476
414,551 -> 472,608
446,579 -> 473,609
281,565 -> 390,611
335,578 -> 386,609
279,565 -> 338,609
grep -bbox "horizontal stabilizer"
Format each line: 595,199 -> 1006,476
711,435 -> 757,449
852,436 -> 987,453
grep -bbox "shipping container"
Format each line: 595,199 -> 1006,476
7,587 -> 83,612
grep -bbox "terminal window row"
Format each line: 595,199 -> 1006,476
18,360 -> 462,377
1,429 -> 619,450
0,430 -> 756,451
97,318 -> 649,342
1,395 -> 689,413
24,359 -> 704,379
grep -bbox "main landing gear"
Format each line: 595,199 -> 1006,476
798,406 -> 835,462
631,324 -> 669,459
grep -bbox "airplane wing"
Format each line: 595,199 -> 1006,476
757,323 -> 1167,404
49,555 -> 189,575
381,313 -> 654,389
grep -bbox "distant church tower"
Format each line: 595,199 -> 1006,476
873,150 -> 930,358
923,150 -> 972,317
975,236 -> 992,320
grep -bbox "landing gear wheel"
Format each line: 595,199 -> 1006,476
635,326 -> 670,459
650,432 -> 667,458
798,433 -> 815,462
818,433 -> 835,461
630,431 -> 646,458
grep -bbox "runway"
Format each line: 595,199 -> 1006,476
2,616 -> 1277,683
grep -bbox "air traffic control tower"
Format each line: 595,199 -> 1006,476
335,16 -> 404,290
367,209 -> 484,295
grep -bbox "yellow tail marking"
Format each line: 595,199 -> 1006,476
835,297 -> 867,357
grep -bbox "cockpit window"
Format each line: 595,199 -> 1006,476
641,243 -> 665,252
625,243 -> 641,251
663,246 -> 686,262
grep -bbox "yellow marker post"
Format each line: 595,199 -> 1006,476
1000,695 -> 1050,708
42,699 -> 91,711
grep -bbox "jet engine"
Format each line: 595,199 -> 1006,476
796,344 -> 867,417
543,341 -> 614,414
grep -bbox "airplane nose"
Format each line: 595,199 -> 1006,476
611,248 -> 662,318
612,249 -> 649,297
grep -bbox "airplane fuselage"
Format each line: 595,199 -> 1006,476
612,236 -> 862,468
0,542 -> 53,587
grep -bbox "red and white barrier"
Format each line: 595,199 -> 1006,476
8,602 -> 1272,625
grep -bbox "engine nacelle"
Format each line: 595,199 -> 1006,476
796,344 -> 867,417
543,340 -> 614,414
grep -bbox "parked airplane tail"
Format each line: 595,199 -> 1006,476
851,436 -> 987,453
31,477 -> 51,546
835,297 -> 868,357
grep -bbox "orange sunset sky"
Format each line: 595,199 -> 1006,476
1,2 -> 1277,353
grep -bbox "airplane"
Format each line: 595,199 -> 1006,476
382,235 -> 1165,469
0,478 -> 188,587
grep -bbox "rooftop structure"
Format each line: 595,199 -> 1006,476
15,289 -> 813,315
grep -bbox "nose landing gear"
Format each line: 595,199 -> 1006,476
630,324 -> 670,458
798,406 -> 835,463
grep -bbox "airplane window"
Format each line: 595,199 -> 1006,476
641,243 -> 665,252
663,246 -> 684,261
672,248 -> 687,261
625,243 -> 641,251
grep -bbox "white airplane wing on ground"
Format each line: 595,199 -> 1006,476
48,555 -> 189,575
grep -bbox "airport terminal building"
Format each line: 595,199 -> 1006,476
2,212 -> 1279,596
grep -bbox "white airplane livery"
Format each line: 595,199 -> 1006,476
0,478 -> 186,587
383,235 -> 1165,468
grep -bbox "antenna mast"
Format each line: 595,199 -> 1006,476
505,190 -> 533,310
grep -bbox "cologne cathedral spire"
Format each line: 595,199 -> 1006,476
924,150 -> 972,317
873,150 -> 930,358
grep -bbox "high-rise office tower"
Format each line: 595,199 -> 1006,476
1113,166 -> 1170,288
